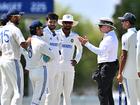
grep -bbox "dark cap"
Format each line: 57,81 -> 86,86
118,12 -> 136,23
29,20 -> 43,35
7,9 -> 24,17
29,20 -> 43,29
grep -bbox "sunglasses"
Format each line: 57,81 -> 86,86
99,25 -> 103,28
63,21 -> 73,24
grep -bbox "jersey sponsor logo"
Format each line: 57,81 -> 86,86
50,42 -> 58,46
62,44 -> 72,48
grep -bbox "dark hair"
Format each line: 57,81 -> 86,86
46,13 -> 58,21
128,20 -> 135,25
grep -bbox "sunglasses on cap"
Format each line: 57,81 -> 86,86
36,26 -> 43,30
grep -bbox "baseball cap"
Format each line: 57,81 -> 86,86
118,12 -> 136,22
29,20 -> 43,29
29,20 -> 43,35
7,9 -> 24,17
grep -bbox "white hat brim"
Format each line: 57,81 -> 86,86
58,19 -> 79,27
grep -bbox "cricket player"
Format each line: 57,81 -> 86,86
117,12 -> 140,105
136,24 -> 140,105
0,9 -> 31,105
41,13 -> 62,105
0,13 -> 8,56
0,13 -> 8,104
57,14 -> 83,105
23,20 -> 54,105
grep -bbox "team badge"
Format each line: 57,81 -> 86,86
70,39 -> 74,43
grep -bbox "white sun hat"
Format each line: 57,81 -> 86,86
97,17 -> 116,29
58,14 -> 79,27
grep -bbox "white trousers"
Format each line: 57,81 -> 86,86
45,62 -> 61,105
123,77 -> 140,105
0,59 -> 23,105
58,62 -> 75,105
29,66 -> 47,105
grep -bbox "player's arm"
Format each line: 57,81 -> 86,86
136,31 -> 140,77
78,35 -> 112,56
20,37 -> 31,49
117,50 -> 127,83
72,36 -> 83,66
13,28 -> 31,49
41,42 -> 54,62
117,35 -> 128,83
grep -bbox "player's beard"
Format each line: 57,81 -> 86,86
14,20 -> 20,25
64,26 -> 71,31
40,33 -> 43,36
49,25 -> 56,30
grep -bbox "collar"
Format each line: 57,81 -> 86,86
127,27 -> 137,33
46,26 -> 56,36
60,28 -> 71,37
6,21 -> 15,26
32,35 -> 42,40
104,30 -> 115,38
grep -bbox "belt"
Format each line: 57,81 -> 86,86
98,59 -> 118,65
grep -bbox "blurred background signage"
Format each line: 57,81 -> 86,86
0,0 -> 54,15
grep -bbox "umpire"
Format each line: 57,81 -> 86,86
78,17 -> 119,105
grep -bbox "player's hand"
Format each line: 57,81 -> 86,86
21,37 -> 31,49
117,73 -> 123,83
26,37 -> 31,46
71,60 -> 77,66
138,72 -> 140,77
78,36 -> 88,45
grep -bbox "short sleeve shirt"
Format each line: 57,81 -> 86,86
0,21 -> 25,60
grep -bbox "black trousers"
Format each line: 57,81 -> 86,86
93,60 -> 118,105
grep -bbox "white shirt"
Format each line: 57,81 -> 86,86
22,35 -> 54,70
136,30 -> 140,72
57,29 -> 83,63
42,26 -> 61,63
85,30 -> 118,63
0,21 -> 25,60
121,28 -> 138,79
0,26 -> 3,52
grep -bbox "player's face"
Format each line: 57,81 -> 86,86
46,19 -> 57,30
121,20 -> 130,29
99,25 -> 112,33
62,21 -> 73,30
36,27 -> 43,36
11,15 -> 21,25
